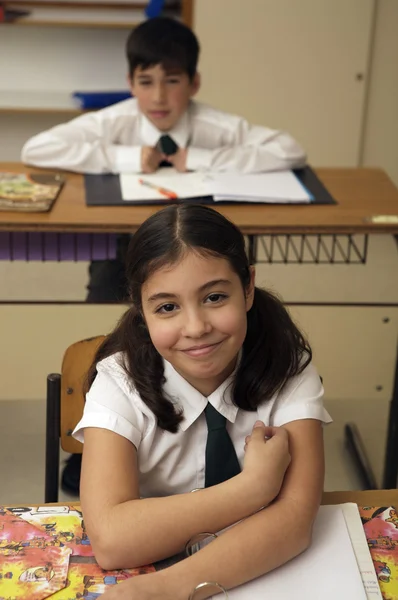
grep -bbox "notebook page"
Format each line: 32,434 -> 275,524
120,168 -> 208,201
340,503 -> 382,599
220,505 -> 366,600
207,170 -> 313,203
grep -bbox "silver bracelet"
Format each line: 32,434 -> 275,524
188,581 -> 228,599
185,532 -> 218,556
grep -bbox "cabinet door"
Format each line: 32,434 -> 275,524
194,0 -> 375,166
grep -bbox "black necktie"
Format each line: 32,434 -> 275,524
204,403 -> 241,488
159,134 -> 178,156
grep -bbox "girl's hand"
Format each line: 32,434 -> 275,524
242,421 -> 291,507
100,572 -> 178,600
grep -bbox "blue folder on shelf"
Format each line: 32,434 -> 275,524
72,91 -> 131,110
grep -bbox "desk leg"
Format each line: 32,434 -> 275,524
344,422 -> 379,490
248,235 -> 258,265
345,342 -> 398,491
382,344 -> 398,489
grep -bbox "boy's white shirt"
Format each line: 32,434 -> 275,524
21,98 -> 306,174
73,354 -> 331,499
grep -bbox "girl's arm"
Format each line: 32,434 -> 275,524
100,418 -> 324,600
80,422 -> 290,570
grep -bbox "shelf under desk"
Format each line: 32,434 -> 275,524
0,90 -> 83,114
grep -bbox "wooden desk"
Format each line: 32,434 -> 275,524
18,490 -> 396,508
1,163 -> 398,235
1,163 -> 397,491
322,489 -> 398,506
36,490 -> 398,507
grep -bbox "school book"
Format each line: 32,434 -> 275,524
0,172 -> 64,212
85,166 -> 337,207
0,505 -> 155,599
359,505 -> 398,600
119,168 -> 313,204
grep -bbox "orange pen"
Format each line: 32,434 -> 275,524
139,178 -> 178,200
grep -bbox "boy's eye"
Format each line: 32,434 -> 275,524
206,293 -> 227,304
139,80 -> 151,86
167,78 -> 181,84
156,303 -> 177,314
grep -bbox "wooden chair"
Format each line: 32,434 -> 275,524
45,335 -> 106,503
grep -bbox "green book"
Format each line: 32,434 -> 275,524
0,172 -> 64,212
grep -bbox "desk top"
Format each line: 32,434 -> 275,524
20,490 -> 397,509
322,489 -> 398,506
1,164 -> 398,235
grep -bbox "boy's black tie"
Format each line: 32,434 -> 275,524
204,403 -> 241,488
159,134 -> 178,156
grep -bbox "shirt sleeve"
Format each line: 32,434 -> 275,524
21,109 -> 142,174
266,363 -> 332,427
186,117 -> 307,173
72,362 -> 145,448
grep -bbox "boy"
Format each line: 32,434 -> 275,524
22,17 -> 306,176
22,16 -> 306,305
21,17 -> 306,494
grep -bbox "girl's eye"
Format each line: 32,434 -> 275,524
206,293 -> 227,304
139,80 -> 151,86
156,303 -> 177,314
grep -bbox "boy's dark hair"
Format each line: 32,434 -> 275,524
126,17 -> 200,80
88,205 -> 312,433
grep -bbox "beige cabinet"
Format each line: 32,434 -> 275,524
194,0 -> 375,167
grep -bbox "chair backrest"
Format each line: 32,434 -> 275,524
60,335 -> 106,454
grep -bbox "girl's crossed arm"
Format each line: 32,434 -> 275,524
80,421 -> 290,570
99,418 -> 324,600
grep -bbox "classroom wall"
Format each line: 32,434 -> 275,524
362,0 -> 398,186
0,0 -> 397,403
194,0 -> 374,168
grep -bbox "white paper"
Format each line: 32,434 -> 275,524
219,506 -> 366,600
120,168 -> 312,204
340,503 -> 383,599
208,170 -> 313,203
120,169 -> 208,202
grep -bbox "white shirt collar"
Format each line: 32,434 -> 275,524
162,359 -> 239,431
139,110 -> 190,149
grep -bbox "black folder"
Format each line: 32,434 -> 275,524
85,166 -> 336,207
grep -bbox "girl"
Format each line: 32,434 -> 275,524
74,204 -> 331,599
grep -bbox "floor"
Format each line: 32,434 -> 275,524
0,395 -> 390,505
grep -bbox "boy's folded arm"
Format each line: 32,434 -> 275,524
21,112 -> 143,174
80,427 -> 275,570
21,130 -> 142,174
187,120 -> 306,173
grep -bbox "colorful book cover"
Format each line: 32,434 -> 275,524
0,172 -> 64,212
0,505 -> 155,599
0,508 -> 70,598
8,505 -> 94,557
359,506 -> 398,600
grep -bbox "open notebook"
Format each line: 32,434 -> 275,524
120,168 -> 313,204
203,504 -> 376,600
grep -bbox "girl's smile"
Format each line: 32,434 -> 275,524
141,250 -> 254,396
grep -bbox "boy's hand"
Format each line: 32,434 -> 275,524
141,146 -> 163,173
243,421 -> 291,507
167,148 -> 188,172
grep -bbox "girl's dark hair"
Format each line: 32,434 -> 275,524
88,205 -> 312,433
126,17 -> 200,81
